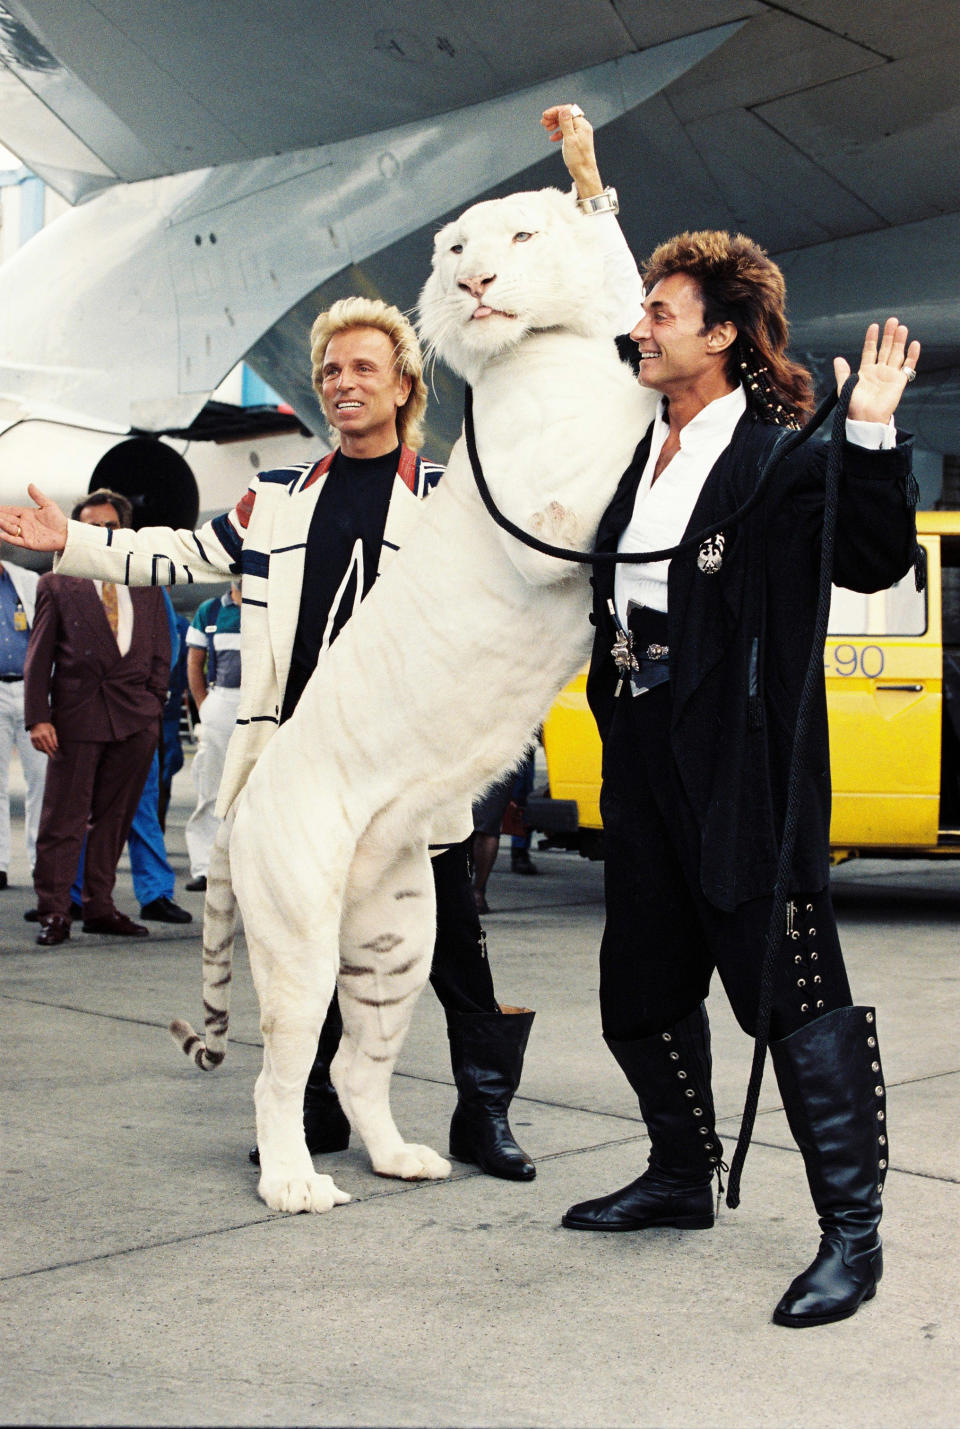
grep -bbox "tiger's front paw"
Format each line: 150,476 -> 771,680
529,500 -> 583,550
258,1171 -> 352,1215
372,1143 -> 452,1181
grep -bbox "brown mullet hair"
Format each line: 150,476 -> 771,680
642,230 -> 815,427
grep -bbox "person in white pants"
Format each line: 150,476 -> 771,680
183,582 -> 241,891
0,546 -> 47,888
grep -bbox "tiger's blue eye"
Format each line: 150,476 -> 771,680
450,243 -> 463,254
513,232 -> 533,243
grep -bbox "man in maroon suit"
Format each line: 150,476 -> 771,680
25,490 -> 170,945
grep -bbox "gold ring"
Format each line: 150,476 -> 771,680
16,522 -> 22,537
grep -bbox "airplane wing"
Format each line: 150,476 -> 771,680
0,0 -> 957,524
0,1 -> 751,199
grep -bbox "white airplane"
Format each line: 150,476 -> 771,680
0,0 -> 956,545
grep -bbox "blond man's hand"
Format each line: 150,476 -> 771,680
0,485 -> 68,552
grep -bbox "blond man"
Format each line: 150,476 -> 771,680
1,297 -> 536,1180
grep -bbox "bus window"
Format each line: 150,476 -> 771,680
828,578 -> 927,637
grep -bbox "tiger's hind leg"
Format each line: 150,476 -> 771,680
333,839 -> 451,1182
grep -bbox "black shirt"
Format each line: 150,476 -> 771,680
280,445 -> 398,722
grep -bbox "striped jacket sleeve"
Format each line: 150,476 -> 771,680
55,486 -> 259,586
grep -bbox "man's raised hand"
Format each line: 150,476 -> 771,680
837,318 -> 921,426
540,103 -> 603,199
0,486 -> 69,552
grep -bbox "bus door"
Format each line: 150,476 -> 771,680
826,537 -> 941,848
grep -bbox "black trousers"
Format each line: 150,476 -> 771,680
429,839 -> 499,1014
598,682 -> 851,1043
316,839 -> 499,1059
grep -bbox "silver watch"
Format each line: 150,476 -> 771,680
576,186 -> 619,216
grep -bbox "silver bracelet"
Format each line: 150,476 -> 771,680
576,186 -> 618,217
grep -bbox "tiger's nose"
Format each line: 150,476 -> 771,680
459,273 -> 496,299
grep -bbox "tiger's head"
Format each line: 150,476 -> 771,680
418,188 -> 611,384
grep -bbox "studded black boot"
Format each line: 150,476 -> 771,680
563,1004 -> 722,1231
770,1005 -> 887,1327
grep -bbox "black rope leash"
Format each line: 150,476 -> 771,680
725,373 -> 855,1206
463,382 -> 840,567
463,373 -> 860,1206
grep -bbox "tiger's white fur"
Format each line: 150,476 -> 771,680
175,187 -> 656,1214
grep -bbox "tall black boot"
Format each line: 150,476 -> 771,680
248,994 -> 350,1166
563,1004 -> 722,1231
770,1005 -> 887,1327
301,995 -> 352,1153
447,1005 -> 536,1180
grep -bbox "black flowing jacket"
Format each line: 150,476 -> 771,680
587,408 -> 918,912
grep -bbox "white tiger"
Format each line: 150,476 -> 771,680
179,186 -> 656,1214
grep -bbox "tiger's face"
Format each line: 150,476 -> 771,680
418,188 -> 608,382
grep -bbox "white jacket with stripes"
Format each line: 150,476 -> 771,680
55,450 -> 472,842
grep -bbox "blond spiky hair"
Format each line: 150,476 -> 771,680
310,296 -> 428,450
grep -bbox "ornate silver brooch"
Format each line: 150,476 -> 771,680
697,532 -> 725,575
611,627 -> 639,676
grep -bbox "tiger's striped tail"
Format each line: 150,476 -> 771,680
169,817 -> 239,1071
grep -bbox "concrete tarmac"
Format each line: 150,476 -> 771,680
1,760 -> 958,1427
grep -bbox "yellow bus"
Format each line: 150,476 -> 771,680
529,512 -> 960,864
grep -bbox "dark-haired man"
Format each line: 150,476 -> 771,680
25,490 -> 170,944
544,103 -> 920,1327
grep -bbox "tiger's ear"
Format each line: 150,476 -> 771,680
431,220 -> 455,254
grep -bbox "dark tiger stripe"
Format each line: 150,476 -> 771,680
354,988 -> 418,1008
203,931 -> 237,957
360,932 -> 404,953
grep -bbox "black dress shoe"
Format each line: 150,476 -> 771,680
140,896 -> 192,924
510,850 -> 538,875
185,875 -> 207,892
82,911 -> 150,937
0,871 -> 7,889
25,901 -> 82,922
562,1166 -> 715,1232
37,914 -> 71,946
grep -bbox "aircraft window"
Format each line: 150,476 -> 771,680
828,578 -> 927,637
